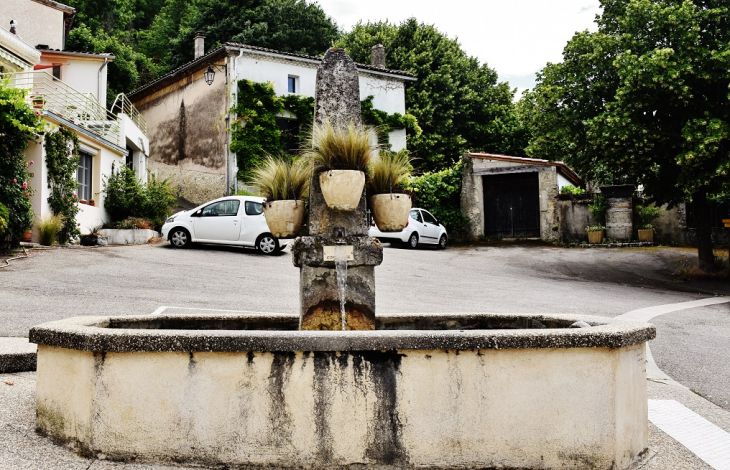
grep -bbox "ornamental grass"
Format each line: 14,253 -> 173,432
367,149 -> 412,195
303,121 -> 378,172
36,214 -> 63,246
250,156 -> 311,201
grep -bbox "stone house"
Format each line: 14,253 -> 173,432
127,38 -> 415,205
461,152 -> 583,242
0,0 -> 149,238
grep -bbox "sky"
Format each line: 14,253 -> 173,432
315,0 -> 602,97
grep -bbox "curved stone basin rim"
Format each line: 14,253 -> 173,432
29,312 -> 656,353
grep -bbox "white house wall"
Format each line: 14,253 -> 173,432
557,173 -> 573,190
0,0 -> 65,50
38,56 -> 109,108
118,113 -> 150,183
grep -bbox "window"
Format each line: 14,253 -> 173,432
287,76 -> 297,93
52,64 -> 61,81
410,209 -> 422,223
245,201 -> 263,216
77,152 -> 93,201
422,210 -> 438,225
201,200 -> 240,217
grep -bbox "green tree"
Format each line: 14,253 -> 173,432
140,0 -> 340,72
521,0 -> 730,271
336,19 -> 526,173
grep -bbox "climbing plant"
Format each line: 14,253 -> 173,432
0,81 -> 44,247
45,127 -> 80,243
230,79 -> 420,180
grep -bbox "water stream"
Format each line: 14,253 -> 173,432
334,245 -> 348,330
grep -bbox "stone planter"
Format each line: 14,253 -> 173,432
637,228 -> 654,243
319,170 -> 365,211
370,193 -> 411,232
98,229 -> 158,245
587,230 -> 604,244
263,200 -> 305,238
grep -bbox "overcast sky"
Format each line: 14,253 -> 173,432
316,0 -> 601,96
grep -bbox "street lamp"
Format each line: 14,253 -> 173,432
204,63 -> 226,86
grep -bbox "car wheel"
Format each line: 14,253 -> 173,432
438,234 -> 447,249
256,234 -> 279,255
169,228 -> 190,248
407,232 -> 418,249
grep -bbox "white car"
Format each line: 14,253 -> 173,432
161,196 -> 284,254
369,208 -> 448,249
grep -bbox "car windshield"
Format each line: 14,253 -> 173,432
202,200 -> 240,217
410,210 -> 422,223
245,201 -> 263,215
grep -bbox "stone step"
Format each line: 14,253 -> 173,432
0,337 -> 37,373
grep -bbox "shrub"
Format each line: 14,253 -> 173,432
249,156 -> 311,201
589,194 -> 607,225
637,203 -> 661,229
405,162 -> 469,237
303,121 -> 378,171
367,150 -> 412,195
116,217 -> 153,230
0,81 -> 44,246
560,185 -> 585,196
103,164 -> 176,231
36,214 -> 63,246
0,202 -> 8,242
585,225 -> 606,232
45,127 -> 80,243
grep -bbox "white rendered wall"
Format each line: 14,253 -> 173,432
119,113 -> 150,182
0,0 -> 65,50
557,173 -> 574,190
37,56 -> 109,108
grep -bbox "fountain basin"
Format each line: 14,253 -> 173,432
29,313 -> 655,470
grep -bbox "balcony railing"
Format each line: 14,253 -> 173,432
110,92 -> 147,135
1,71 -> 121,144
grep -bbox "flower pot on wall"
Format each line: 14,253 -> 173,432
587,230 -> 604,244
319,170 -> 365,211
263,200 -> 305,238
370,193 -> 411,232
638,229 -> 654,243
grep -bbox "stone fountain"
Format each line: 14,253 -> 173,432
29,49 -> 655,470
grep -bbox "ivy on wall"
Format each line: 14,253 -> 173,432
45,127 -> 80,243
230,79 -> 420,180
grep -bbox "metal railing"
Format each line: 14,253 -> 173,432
1,71 -> 120,144
110,92 -> 147,135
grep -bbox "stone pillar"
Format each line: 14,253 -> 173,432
601,185 -> 636,241
194,32 -> 205,59
292,48 -> 383,331
371,44 -> 386,69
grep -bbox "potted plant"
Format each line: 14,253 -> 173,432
585,225 -> 606,244
367,149 -> 412,231
250,156 -> 310,238
636,203 -> 661,243
89,199 -> 96,207
303,120 -> 378,211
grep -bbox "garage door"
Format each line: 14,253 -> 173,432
483,172 -> 540,238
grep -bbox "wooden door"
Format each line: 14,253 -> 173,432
483,172 -> 540,238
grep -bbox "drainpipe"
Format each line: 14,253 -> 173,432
98,56 -> 108,107
226,49 -> 244,195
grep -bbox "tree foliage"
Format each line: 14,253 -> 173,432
405,162 -> 469,237
336,19 -> 526,172
520,0 -> 730,270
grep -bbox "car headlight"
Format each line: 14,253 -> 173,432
165,216 -> 176,223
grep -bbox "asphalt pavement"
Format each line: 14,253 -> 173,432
1,241 -> 729,469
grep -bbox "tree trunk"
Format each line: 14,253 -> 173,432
693,190 -> 716,272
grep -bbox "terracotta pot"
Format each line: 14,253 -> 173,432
638,229 -> 654,243
587,230 -> 603,244
89,201 -> 96,207
21,229 -> 32,243
319,170 -> 365,211
370,193 -> 412,232
263,200 -> 305,238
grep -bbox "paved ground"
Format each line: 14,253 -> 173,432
1,241 -> 729,469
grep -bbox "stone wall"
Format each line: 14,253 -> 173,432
149,160 -> 226,206
557,199 -> 595,243
539,169 -> 560,243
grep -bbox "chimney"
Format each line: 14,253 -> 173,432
9,20 -> 17,35
370,44 -> 386,69
194,32 -> 206,59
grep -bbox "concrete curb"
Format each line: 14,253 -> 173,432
0,338 -> 37,373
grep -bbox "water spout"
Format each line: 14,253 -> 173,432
334,244 -> 348,330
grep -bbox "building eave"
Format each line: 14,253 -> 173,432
467,152 -> 584,186
0,27 -> 42,66
43,112 -> 127,156
39,49 -> 115,61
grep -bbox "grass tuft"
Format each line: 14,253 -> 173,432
367,149 -> 412,195
303,120 -> 378,171
36,214 -> 63,246
249,156 -> 311,201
